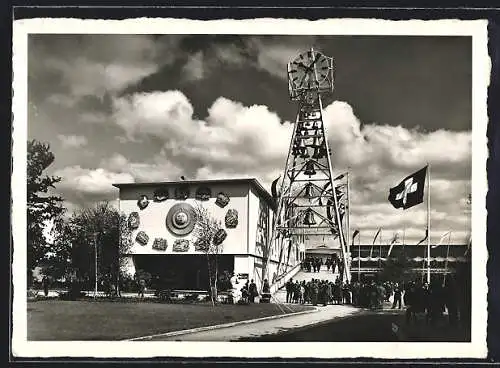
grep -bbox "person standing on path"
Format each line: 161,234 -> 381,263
248,279 -> 258,303
311,280 -> 319,306
138,278 -> 146,299
285,278 -> 293,303
230,272 -> 241,304
392,282 -> 402,309
42,275 -> 49,297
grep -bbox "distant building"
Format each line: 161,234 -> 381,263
348,243 -> 470,282
113,178 -> 303,291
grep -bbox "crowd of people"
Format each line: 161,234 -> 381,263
284,273 -> 464,327
301,256 -> 344,274
230,274 -> 272,304
285,277 -> 352,305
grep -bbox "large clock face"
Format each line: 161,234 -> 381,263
289,50 -> 330,91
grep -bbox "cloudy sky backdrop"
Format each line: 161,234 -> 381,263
28,34 -> 472,244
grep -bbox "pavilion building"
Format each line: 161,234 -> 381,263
113,178 -> 303,292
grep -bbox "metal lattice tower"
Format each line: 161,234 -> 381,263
264,48 -> 351,287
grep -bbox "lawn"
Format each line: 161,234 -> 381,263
27,299 -> 313,341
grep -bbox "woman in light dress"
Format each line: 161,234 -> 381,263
230,273 -> 241,304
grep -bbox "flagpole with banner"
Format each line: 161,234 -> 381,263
443,232 -> 452,287
358,231 -> 361,282
378,230 -> 382,269
426,164 -> 431,284
388,165 -> 428,282
347,169 -> 351,272
370,228 -> 381,258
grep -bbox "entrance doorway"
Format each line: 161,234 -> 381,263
134,254 -> 234,290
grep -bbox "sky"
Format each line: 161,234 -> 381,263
27,34 -> 472,245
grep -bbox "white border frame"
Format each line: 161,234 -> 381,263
12,17 -> 489,359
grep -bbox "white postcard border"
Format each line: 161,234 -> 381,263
12,17 -> 489,359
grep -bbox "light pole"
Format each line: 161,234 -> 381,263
93,232 -> 99,299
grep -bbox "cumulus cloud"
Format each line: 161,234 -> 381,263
54,165 -> 134,206
53,89 -> 470,243
99,153 -> 183,182
111,91 -> 293,179
28,35 -> 471,244
57,134 -> 88,149
108,91 -> 470,243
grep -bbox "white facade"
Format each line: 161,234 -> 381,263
115,179 -> 297,291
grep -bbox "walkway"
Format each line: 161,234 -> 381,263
132,304 -> 361,341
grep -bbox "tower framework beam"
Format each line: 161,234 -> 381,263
262,48 -> 351,289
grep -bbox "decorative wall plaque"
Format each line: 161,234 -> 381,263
165,203 -> 196,236
213,229 -> 227,246
225,209 -> 238,228
127,212 -> 140,230
137,195 -> 149,210
173,239 -> 190,252
135,231 -> 149,246
174,185 -> 190,200
152,238 -> 168,251
153,187 -> 169,202
215,192 -> 230,208
195,186 -> 211,201
193,238 -> 209,252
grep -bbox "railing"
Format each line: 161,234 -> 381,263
269,263 -> 302,295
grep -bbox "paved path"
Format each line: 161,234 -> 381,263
243,306 -> 470,342
140,304 -> 361,341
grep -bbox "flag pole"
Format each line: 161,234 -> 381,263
378,230 -> 382,269
358,233 -> 361,282
347,169 -> 351,273
443,232 -> 451,287
426,164 -> 431,284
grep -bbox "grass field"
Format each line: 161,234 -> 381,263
27,299 -> 312,341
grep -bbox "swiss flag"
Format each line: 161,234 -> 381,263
388,167 -> 427,209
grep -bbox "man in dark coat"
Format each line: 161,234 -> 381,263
311,280 -> 319,306
285,278 -> 293,303
404,283 -> 417,325
248,279 -> 258,303
42,276 -> 49,297
325,281 -> 332,306
392,282 -> 402,309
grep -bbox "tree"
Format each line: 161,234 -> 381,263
53,202 -> 132,293
192,204 -> 224,306
44,216 -> 73,281
379,247 -> 412,284
27,139 -> 64,284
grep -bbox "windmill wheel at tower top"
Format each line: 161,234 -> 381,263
287,49 -> 334,101
263,48 -> 350,290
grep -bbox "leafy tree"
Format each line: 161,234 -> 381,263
379,247 -> 412,284
27,140 -> 64,284
44,217 -> 73,281
192,204 -> 224,306
53,202 -> 132,294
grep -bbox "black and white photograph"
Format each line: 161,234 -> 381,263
12,18 -> 489,359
